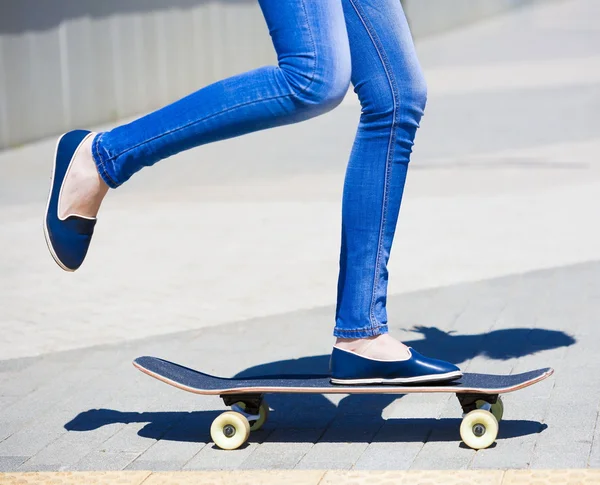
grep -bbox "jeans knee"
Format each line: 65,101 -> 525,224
307,64 -> 352,113
407,73 -> 428,115
281,51 -> 352,118
409,70 -> 427,105
359,68 -> 428,123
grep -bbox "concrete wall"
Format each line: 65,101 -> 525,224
0,0 -> 541,150
0,0 -> 275,149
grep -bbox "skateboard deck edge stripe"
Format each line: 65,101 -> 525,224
132,360 -> 554,396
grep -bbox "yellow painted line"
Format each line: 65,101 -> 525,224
1,469 -> 599,485
0,471 -> 151,485
322,470 -> 505,485
142,470 -> 325,485
504,469 -> 600,484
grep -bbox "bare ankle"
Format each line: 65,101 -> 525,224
335,334 -> 410,360
59,133 -> 108,219
335,336 -> 376,352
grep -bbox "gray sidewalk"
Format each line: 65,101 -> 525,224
1,0 -> 600,473
0,263 -> 598,471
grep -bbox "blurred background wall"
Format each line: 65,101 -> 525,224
401,0 -> 544,37
0,0 -> 545,150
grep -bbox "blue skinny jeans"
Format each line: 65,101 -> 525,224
92,0 -> 427,338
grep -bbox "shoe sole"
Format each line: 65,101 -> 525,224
330,370 -> 463,385
44,133 -> 75,272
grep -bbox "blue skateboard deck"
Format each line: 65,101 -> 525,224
133,356 -> 553,395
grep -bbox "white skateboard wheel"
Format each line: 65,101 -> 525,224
460,409 -> 499,450
210,411 -> 251,450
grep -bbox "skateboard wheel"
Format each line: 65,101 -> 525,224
210,411 -> 251,450
476,396 -> 504,422
460,409 -> 499,450
236,400 -> 270,431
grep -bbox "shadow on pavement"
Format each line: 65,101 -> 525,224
232,325 -> 576,378
400,326 -> 576,363
64,326 -> 570,446
64,407 -> 547,446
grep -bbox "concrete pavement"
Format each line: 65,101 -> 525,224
0,0 -> 599,473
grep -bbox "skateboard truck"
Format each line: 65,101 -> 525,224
221,394 -> 264,421
456,393 -> 499,414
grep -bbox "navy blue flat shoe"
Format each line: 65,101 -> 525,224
44,130 -> 97,272
330,346 -> 462,385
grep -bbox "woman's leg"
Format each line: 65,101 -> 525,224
48,0 -> 351,271
330,0 -> 461,383
335,0 -> 426,340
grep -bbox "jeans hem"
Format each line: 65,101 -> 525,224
92,133 -> 120,189
333,324 -> 388,338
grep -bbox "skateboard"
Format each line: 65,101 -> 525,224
133,356 -> 553,451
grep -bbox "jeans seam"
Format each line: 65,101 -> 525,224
348,0 -> 399,331
296,0 -> 319,95
101,0 -> 319,169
